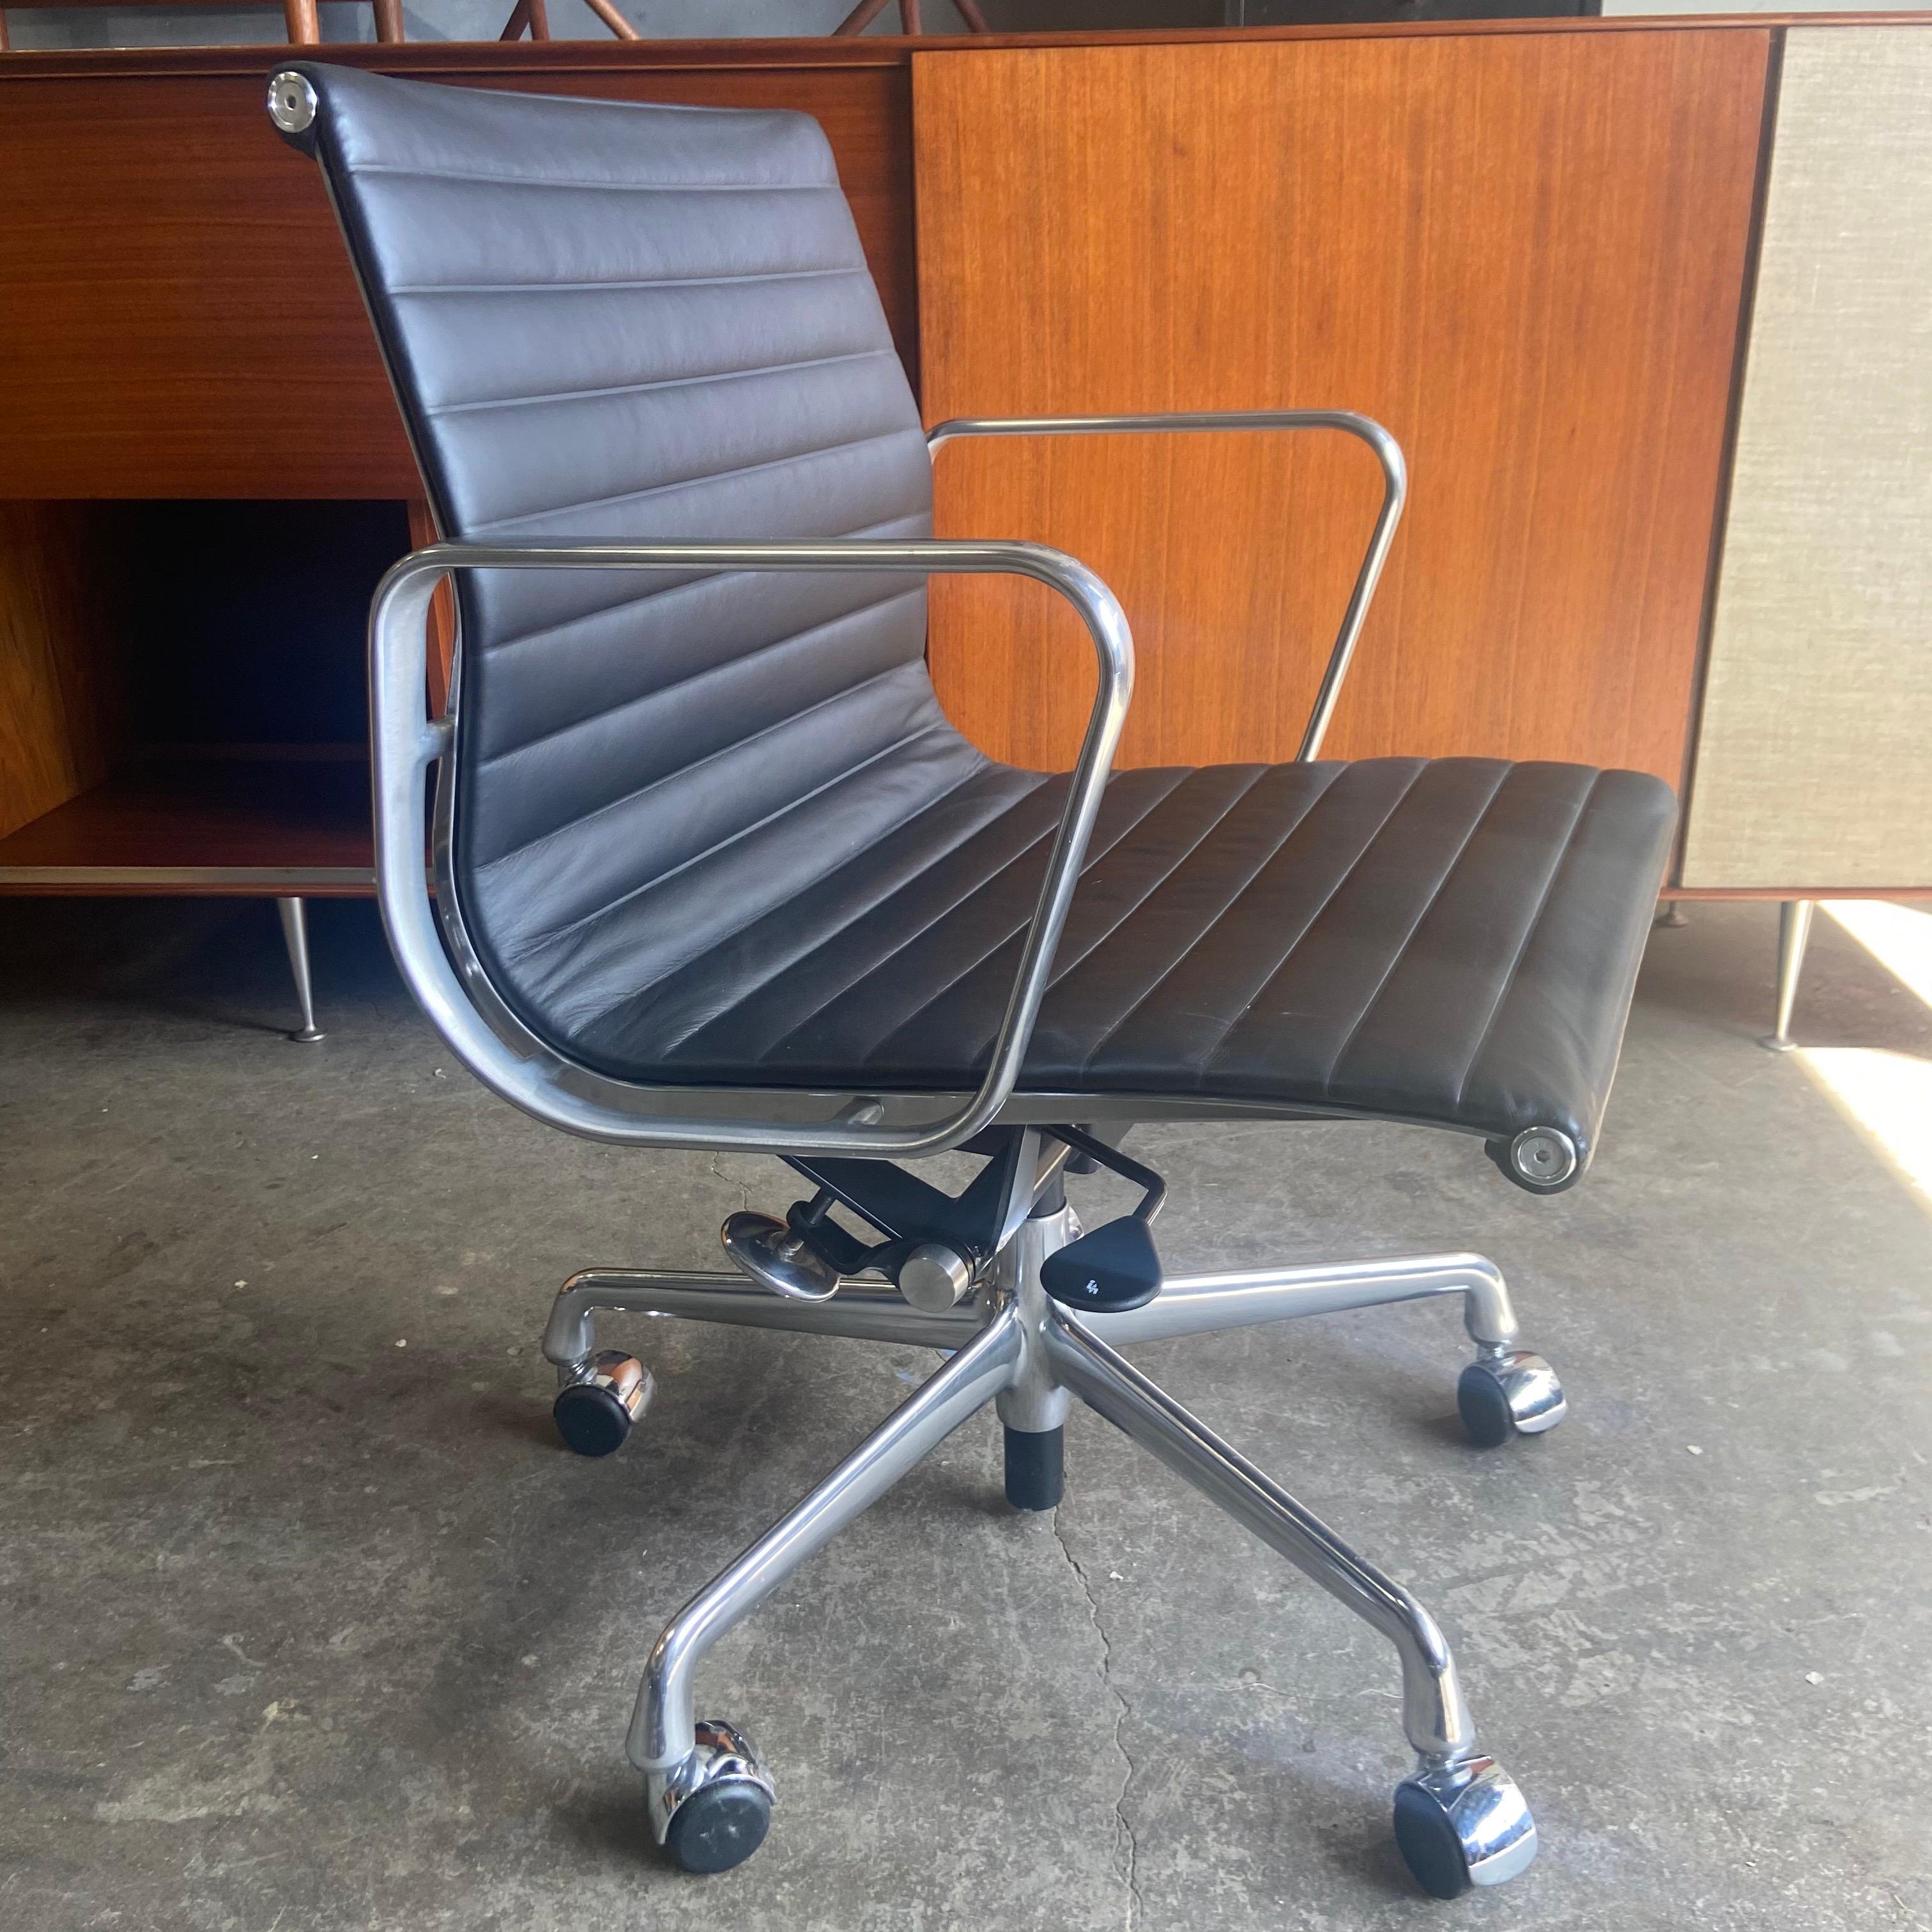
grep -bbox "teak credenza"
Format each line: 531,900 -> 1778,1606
3,20 -> 1928,1041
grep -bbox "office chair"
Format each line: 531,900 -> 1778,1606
269,64 -> 1675,1897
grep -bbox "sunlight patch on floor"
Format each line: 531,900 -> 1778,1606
1798,1046 -> 1932,1212
1820,899 -> 1932,1016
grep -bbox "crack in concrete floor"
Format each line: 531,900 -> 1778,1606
1054,1506 -> 1143,1932
3,895 -> 1929,1931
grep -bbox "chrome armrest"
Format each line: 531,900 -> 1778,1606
368,537 -> 1133,1160
927,412 -> 1406,760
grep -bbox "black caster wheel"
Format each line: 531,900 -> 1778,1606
1457,1352 -> 1565,1448
553,1351 -> 652,1457
1393,1756 -> 1538,1898
653,1719 -> 774,1875
664,1775 -> 772,1874
1394,1779 -> 1477,1899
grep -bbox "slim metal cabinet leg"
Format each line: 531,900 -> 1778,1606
277,896 -> 325,1043
1761,898 -> 1814,1053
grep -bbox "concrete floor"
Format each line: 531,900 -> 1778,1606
1,894 -> 1928,1932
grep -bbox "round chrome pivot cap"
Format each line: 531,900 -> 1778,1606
267,71 -> 318,135
1509,1126 -> 1578,1188
898,1242 -> 972,1312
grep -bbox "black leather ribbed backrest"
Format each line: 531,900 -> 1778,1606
286,66 -> 981,1055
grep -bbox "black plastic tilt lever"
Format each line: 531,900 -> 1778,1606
1037,1128 -> 1167,1317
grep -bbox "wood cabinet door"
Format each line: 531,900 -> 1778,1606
913,31 -> 1770,785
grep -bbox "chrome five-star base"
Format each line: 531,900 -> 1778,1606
539,1144 -> 1558,1899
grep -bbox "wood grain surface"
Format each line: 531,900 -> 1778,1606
0,52 -> 917,499
0,751 -> 374,890
0,503 -> 126,841
914,31 -> 1771,781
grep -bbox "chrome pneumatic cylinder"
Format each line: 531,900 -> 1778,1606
991,1204 -> 1077,1438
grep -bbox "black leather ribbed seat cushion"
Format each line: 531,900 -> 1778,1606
549,754 -> 1676,1164
286,66 -> 1677,1174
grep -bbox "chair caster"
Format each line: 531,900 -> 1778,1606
1456,1351 -> 1565,1447
553,1350 -> 653,1457
649,1719 -> 775,1874
1393,1755 -> 1538,1898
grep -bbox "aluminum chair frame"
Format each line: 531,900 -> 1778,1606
369,411 -> 1405,1158
540,1141 -> 1553,1894
367,410 -> 1551,1896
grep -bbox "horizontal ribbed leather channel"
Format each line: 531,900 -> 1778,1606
292,67 -> 1678,1172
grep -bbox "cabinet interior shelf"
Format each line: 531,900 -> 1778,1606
0,749 -> 376,896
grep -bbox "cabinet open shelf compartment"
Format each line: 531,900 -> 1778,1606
0,746 -> 374,894
0,498 -> 411,900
